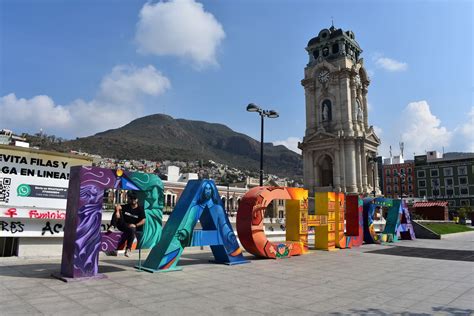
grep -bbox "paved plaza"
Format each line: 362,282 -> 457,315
1,232 -> 473,315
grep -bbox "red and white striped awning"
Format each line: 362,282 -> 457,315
413,201 -> 448,208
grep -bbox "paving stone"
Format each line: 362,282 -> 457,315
0,235 -> 473,315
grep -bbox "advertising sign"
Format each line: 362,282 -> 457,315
0,174 -> 69,209
0,145 -> 92,209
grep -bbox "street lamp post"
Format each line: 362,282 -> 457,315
395,170 -> 406,199
246,103 -> 279,186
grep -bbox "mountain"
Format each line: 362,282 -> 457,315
48,114 -> 302,179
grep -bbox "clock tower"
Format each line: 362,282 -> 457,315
299,26 -> 381,196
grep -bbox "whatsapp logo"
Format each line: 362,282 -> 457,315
17,184 -> 32,197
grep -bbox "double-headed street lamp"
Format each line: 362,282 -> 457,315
246,103 -> 279,186
394,170 -> 406,199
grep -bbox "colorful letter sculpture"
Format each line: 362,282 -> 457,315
345,195 -> 364,248
334,193 -> 346,249
286,197 -> 309,254
237,187 -> 307,259
362,197 -> 412,244
58,166 -> 163,280
141,180 -> 247,272
396,199 -> 416,240
313,192 -> 334,250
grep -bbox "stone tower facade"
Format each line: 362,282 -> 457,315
299,26 -> 381,196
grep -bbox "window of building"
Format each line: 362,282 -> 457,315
460,187 -> 469,196
418,180 -> 426,188
443,167 -> 453,177
445,178 -> 454,187
430,169 -> 439,177
400,168 -> 405,175
278,210 -> 285,218
408,185 -> 413,192
386,178 -> 391,184
460,200 -> 470,207
408,168 -> 412,174
417,170 -> 426,178
431,179 -> 440,188
447,200 -> 456,207
394,186 -> 398,193
459,177 -> 468,185
332,43 -> 339,54
458,166 -> 468,175
408,176 -> 413,183
419,189 -> 427,197
446,188 -> 454,196
394,177 -> 399,184
432,188 -> 440,196
386,169 -> 391,176
278,200 -> 284,206
387,186 -> 391,194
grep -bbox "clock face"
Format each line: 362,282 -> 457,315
318,70 -> 330,83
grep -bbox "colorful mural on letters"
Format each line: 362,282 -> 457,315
141,180 -> 247,272
59,166 -> 163,279
58,167 -> 416,280
396,199 -> 416,240
345,195 -> 364,248
236,187 -> 307,259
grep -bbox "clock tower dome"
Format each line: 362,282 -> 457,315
299,26 -> 381,195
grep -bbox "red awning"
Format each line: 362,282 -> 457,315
413,201 -> 448,208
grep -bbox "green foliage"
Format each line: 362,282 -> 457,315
457,207 -> 472,220
424,223 -> 472,234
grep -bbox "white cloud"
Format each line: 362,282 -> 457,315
0,65 -> 171,138
135,0 -> 225,69
99,65 -> 170,104
373,125 -> 383,136
454,106 -> 474,152
400,100 -> 452,156
274,137 -> 301,154
375,57 -> 408,72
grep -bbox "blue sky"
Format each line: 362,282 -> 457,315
1,0 -> 472,159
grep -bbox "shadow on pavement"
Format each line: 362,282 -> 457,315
366,246 -> 474,262
329,306 -> 473,315
0,262 -> 126,279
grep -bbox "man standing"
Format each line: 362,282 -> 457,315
113,191 -> 146,257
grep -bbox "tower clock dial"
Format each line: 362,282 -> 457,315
318,70 -> 330,83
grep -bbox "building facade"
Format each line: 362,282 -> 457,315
414,151 -> 474,210
382,161 -> 416,199
299,26 -> 380,197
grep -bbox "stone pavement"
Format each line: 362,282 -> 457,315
0,233 -> 473,315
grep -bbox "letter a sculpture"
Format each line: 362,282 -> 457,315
141,180 -> 248,272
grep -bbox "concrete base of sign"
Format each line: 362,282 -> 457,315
51,272 -> 107,283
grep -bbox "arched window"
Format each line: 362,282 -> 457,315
321,99 -> 332,121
